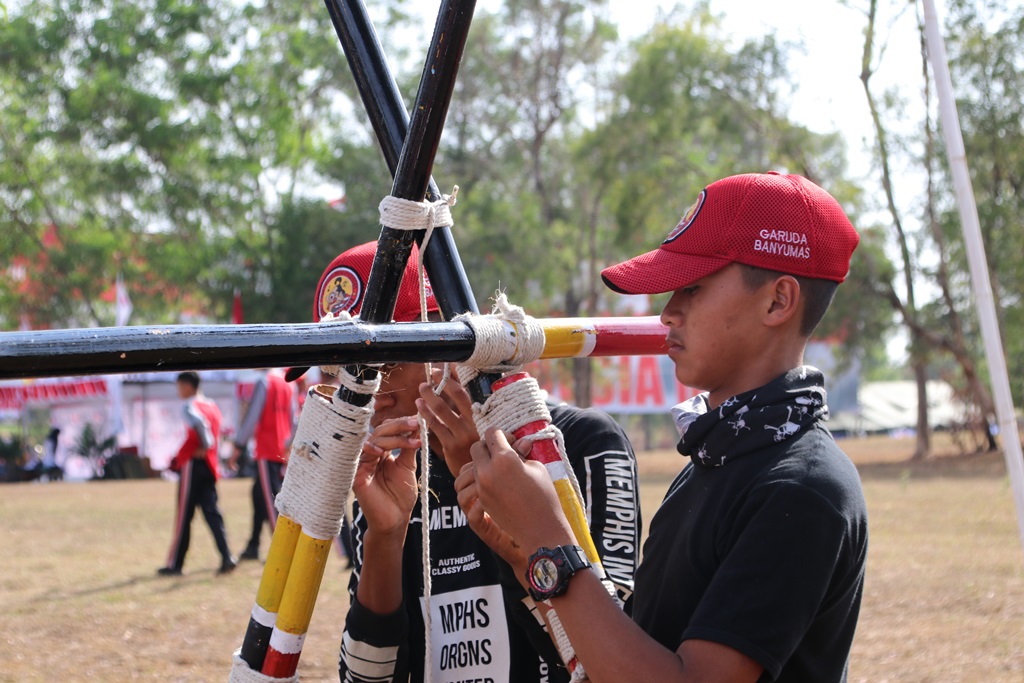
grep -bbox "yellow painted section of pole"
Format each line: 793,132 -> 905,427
537,322 -> 589,359
275,533 -> 333,634
255,515 -> 303,612
552,478 -> 602,569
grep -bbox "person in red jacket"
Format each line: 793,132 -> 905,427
158,371 -> 236,576
230,367 -> 295,561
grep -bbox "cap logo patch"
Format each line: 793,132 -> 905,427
319,265 -> 363,318
753,229 -> 811,259
663,189 -> 706,244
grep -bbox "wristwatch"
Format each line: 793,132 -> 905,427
525,545 -> 591,602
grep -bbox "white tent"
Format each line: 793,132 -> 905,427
828,380 -> 964,435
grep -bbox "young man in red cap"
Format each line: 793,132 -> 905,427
297,241 -> 640,683
457,172 -> 868,682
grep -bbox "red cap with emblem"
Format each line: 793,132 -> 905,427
312,240 -> 439,323
601,172 -> 859,295
285,241 -> 440,382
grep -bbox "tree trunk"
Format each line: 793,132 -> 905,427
912,358 -> 931,460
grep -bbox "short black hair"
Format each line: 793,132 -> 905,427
738,265 -> 839,337
176,371 -> 201,389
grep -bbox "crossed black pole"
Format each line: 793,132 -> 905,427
323,0 -> 497,404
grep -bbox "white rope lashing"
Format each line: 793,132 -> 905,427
454,292 -> 546,383
456,309 -> 597,682
275,373 -> 379,540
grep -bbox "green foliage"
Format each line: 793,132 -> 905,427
0,0 -> 378,328
0,0 -> 957,395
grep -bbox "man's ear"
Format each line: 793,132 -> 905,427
764,275 -> 801,328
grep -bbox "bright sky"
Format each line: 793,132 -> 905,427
403,0 -> 927,182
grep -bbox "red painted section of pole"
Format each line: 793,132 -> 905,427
491,373 -> 561,465
260,649 -> 301,678
590,318 -> 668,357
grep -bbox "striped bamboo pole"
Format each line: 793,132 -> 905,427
260,533 -> 335,676
489,373 -> 608,573
237,516 -> 302,669
233,0 -> 481,677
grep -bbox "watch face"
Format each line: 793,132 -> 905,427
530,557 -> 560,592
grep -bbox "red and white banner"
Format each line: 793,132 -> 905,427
0,378 -> 108,411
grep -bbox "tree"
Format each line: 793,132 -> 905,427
940,0 -> 1024,410
847,0 -> 1024,454
0,0 -> 394,328
0,0 -> 243,327
574,8 -> 894,398
72,422 -> 117,479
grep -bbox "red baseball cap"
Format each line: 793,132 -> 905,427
285,241 -> 440,382
601,172 -> 859,295
312,240 -> 439,323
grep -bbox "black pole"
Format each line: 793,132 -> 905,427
359,0 -> 477,323
325,0 -> 493,401
325,0 -> 480,405
0,322 -> 477,380
324,0 -> 479,317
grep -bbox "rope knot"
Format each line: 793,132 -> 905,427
454,292 -> 546,380
378,185 -> 459,232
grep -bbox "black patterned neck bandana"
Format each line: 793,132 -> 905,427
671,366 -> 830,468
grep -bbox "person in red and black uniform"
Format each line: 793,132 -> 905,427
230,367 -> 295,561
158,371 -> 236,576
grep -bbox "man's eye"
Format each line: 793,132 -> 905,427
683,286 -> 699,295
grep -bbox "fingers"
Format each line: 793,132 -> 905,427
454,460 -> 476,494
439,375 -> 474,416
416,382 -> 458,430
362,417 -> 421,457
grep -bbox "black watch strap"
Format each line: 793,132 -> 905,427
526,544 -> 591,602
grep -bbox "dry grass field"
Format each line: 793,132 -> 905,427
2,433 -> 1023,682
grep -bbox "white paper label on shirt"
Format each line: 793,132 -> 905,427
420,582 -> 511,683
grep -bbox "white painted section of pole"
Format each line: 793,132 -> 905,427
922,0 -> 1024,557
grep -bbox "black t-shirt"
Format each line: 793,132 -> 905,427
631,420 -> 867,683
340,404 -> 640,683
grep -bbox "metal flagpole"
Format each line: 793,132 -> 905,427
922,0 -> 1024,557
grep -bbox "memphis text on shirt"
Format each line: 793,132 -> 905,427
597,454 -> 638,587
753,229 -> 811,259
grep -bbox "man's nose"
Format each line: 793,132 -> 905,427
660,294 -> 684,326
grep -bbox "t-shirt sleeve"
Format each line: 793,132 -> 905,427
682,482 -> 850,679
339,504 -> 411,682
339,595 -> 410,683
